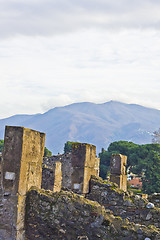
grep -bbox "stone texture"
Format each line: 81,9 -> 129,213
110,154 -> 127,192
71,143 -> 97,194
110,154 -> 127,175
1,126 -> 45,240
148,194 -> 160,208
42,145 -> 99,195
42,161 -> 62,192
87,176 -> 160,229
43,153 -> 73,189
0,127 -> 159,240
25,187 -> 160,240
93,157 -> 100,177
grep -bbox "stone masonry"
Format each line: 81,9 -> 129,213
87,176 -> 160,229
0,126 -> 45,240
42,144 -> 100,195
0,126 -> 159,240
43,153 -> 73,190
110,154 -> 127,192
71,143 -> 98,194
42,161 -> 62,192
25,187 -> 160,240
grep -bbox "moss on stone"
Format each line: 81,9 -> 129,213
26,187 -> 160,240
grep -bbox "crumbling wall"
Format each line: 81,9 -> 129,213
25,187 -> 160,240
148,193 -> 160,208
42,153 -> 73,189
42,145 -> 100,194
110,154 -> 127,192
42,161 -> 62,192
87,176 -> 160,229
71,143 -> 97,194
0,126 -> 45,240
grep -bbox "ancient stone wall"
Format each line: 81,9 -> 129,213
42,153 -> 73,189
0,126 -> 45,240
42,145 -> 99,194
71,143 -> 98,194
25,187 -> 160,240
148,193 -> 160,208
110,154 -> 127,192
87,176 -> 160,229
42,161 -> 62,192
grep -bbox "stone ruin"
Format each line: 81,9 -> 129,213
110,154 -> 127,192
0,126 -> 100,239
42,143 -> 100,195
0,126 -> 45,239
0,126 -> 159,240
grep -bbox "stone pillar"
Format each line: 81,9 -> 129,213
41,161 -> 62,192
71,143 -> 96,194
110,154 -> 127,192
1,126 -> 45,240
93,157 -> 100,177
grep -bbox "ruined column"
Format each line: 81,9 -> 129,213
110,154 -> 127,192
41,161 -> 62,192
71,143 -> 96,194
93,157 -> 100,177
1,126 -> 45,240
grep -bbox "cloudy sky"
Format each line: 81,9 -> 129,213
0,0 -> 160,118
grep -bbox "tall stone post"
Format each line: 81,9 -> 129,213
93,157 -> 100,177
1,126 -> 45,240
110,154 -> 127,192
71,143 -> 96,194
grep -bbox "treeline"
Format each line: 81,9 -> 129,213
0,139 -> 4,152
99,141 -> 160,194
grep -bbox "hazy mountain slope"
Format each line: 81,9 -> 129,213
0,101 -> 160,154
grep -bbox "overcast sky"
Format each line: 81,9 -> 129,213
0,0 -> 160,118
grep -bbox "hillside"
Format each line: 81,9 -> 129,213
0,101 -> 160,154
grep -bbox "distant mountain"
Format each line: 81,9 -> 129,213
0,101 -> 160,154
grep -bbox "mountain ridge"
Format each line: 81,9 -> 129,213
0,101 -> 160,154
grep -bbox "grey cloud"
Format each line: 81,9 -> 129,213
0,0 -> 160,38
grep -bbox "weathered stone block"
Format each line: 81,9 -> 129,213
110,174 -> 127,192
93,157 -> 100,177
110,154 -> 127,175
71,143 -> 96,169
42,162 -> 62,192
71,143 -> 97,194
110,154 -> 127,192
1,126 -> 45,240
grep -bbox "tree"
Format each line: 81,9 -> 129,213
99,149 -> 112,179
142,151 -> 160,194
64,141 -> 72,153
99,140 -> 160,194
0,139 -> 4,152
44,147 -> 52,157
64,141 -> 80,153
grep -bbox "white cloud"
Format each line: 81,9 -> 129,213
0,0 -> 160,38
0,1 -> 160,118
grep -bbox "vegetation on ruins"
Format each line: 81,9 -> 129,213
0,139 -> 4,152
64,141 -> 73,153
64,141 -> 80,153
99,141 -> 160,194
44,147 -> 52,157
